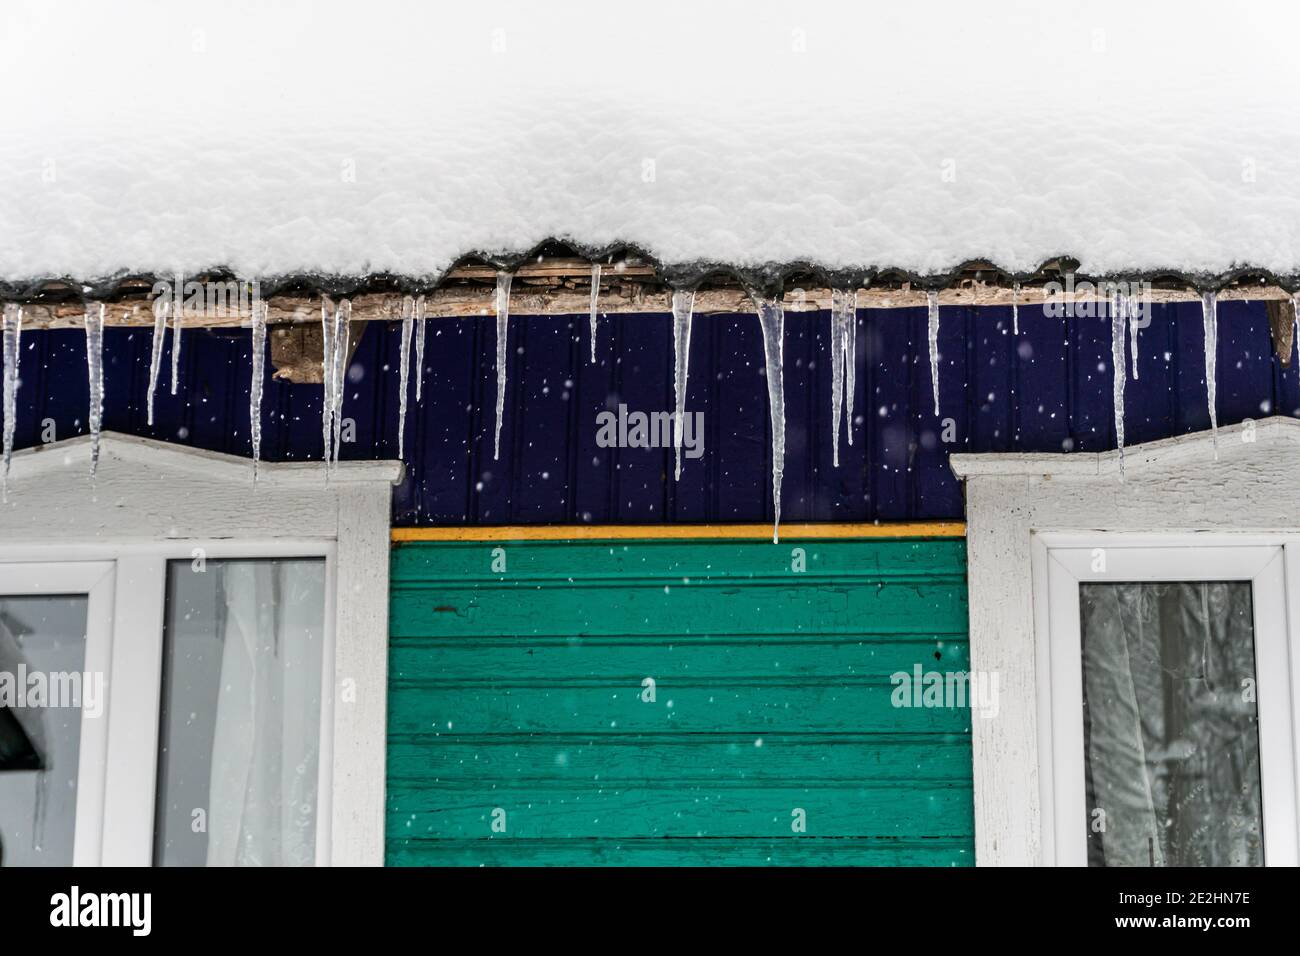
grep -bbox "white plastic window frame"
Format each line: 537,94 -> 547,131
1035,535 -> 1300,867
0,560 -> 116,865
0,541 -> 338,865
0,433 -> 399,867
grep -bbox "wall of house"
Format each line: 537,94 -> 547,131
7,303 -> 1290,866
4,301 -> 1295,526
386,536 -> 972,865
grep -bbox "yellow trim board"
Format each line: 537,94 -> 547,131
392,522 -> 965,542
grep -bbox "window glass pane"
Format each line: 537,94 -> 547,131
154,558 -> 325,866
0,595 -> 90,867
1080,581 -> 1263,866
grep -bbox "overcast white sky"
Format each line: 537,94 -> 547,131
4,0 -> 1298,129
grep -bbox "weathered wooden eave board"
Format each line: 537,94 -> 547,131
8,255 -> 1298,328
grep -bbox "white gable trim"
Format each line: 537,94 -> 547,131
0,433 -> 399,866
8,431 -> 402,487
951,416 -> 1300,866
951,415 -> 1300,479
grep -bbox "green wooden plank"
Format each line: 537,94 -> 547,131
389,581 -> 968,638
386,784 -> 973,839
386,837 -> 974,867
392,538 -> 966,584
390,638 -> 970,683
386,735 -> 972,786
388,683 -> 972,735
385,538 -> 974,866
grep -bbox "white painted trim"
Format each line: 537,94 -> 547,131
0,434 -> 398,866
952,415 -> 1300,478
98,554 -> 166,866
1284,549 -> 1300,853
7,432 -> 403,487
329,485 -> 392,866
954,418 -> 1300,866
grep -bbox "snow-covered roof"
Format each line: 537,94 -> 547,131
3,0 -> 1299,292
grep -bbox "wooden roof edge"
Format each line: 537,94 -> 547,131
3,253 -> 1299,330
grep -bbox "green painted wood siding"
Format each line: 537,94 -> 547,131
386,538 -> 974,865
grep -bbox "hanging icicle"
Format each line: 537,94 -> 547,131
146,297 -> 168,426
829,294 -> 846,468
1293,293 -> 1300,367
331,298 -> 352,468
1012,282 -> 1020,335
829,289 -> 856,467
671,289 -> 694,480
250,298 -> 268,481
752,297 -> 786,544
2,304 -> 21,491
927,291 -> 941,416
84,303 -> 105,478
169,297 -> 182,395
397,295 -> 415,460
589,263 -> 601,364
320,297 -> 336,466
1110,293 -> 1127,480
493,272 -> 512,461
1127,293 -> 1140,380
414,294 -> 427,403
844,290 -> 858,448
1202,291 -> 1219,459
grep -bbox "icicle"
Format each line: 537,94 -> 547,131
1292,293 -> 1300,367
1012,282 -> 1020,335
84,303 -> 105,478
397,296 -> 415,460
320,297 -> 336,466
589,263 -> 601,364
752,297 -> 786,543
493,272 -> 512,461
829,295 -> 845,468
250,298 -> 268,481
146,297 -> 168,426
414,295 -> 427,403
33,771 -> 47,851
1111,294 -> 1127,480
331,299 -> 352,468
927,291 -> 941,416
843,290 -> 857,447
2,304 -> 21,492
1127,293 -> 1140,380
829,289 -> 854,467
169,297 -> 182,395
1202,291 -> 1219,459
671,289 -> 694,480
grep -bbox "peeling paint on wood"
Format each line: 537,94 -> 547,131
1267,298 -> 1296,368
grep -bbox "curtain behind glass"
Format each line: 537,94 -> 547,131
155,559 -> 325,866
1080,582 -> 1263,866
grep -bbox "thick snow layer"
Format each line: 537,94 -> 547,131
2,0 -> 1299,282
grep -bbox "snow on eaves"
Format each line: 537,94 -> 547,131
3,1 -> 1300,295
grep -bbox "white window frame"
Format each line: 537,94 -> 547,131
0,433 -> 400,866
0,560 -> 115,866
951,415 -> 1300,866
1037,537 -> 1297,866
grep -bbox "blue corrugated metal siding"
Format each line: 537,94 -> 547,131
5,302 -> 1296,525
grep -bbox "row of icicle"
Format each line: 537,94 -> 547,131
927,286 -> 1232,481
0,284 -> 1291,535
